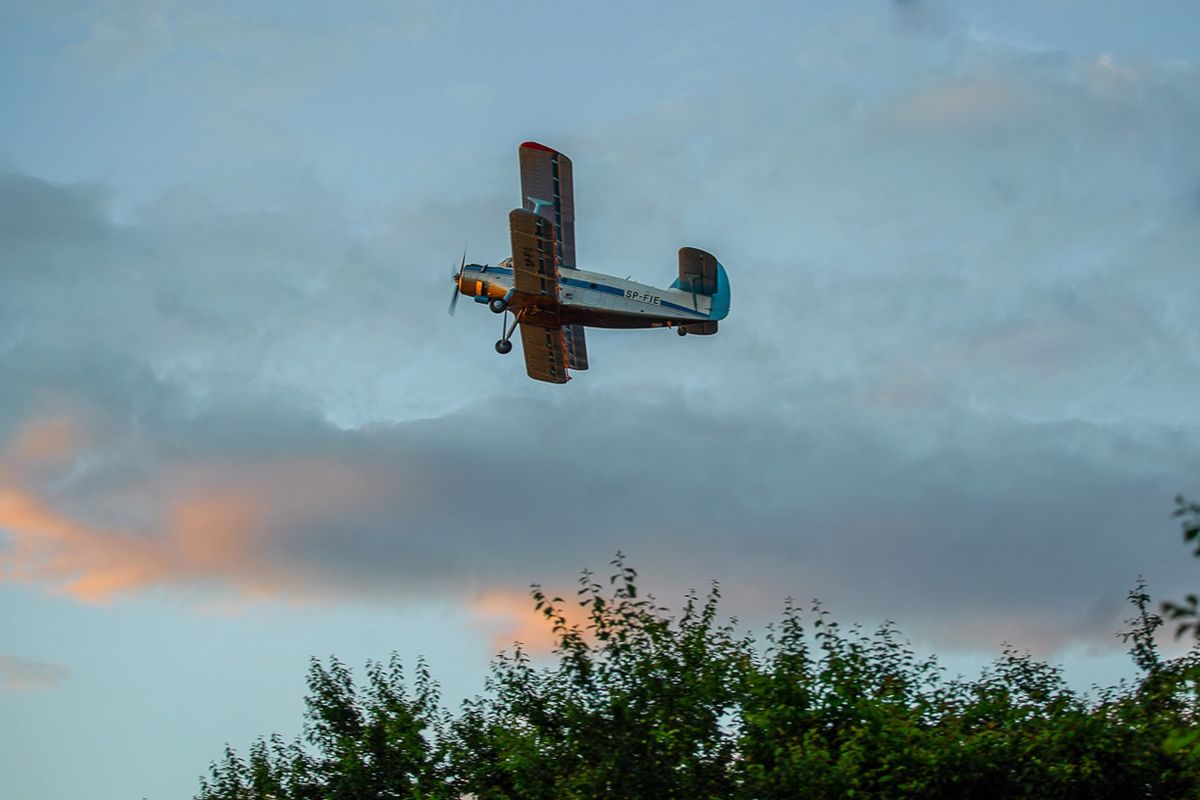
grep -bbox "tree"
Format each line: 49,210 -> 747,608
447,554 -> 751,800
199,554 -> 1200,799
1163,495 -> 1200,639
198,654 -> 449,800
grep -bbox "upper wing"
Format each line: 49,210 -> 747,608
519,141 -> 576,268
508,207 -> 560,299
519,323 -> 570,384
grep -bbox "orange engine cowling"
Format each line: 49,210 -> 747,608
456,272 -> 508,303
459,277 -> 485,297
459,276 -> 508,300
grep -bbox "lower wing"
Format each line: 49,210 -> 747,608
518,323 -> 571,384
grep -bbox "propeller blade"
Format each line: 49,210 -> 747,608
449,271 -> 461,316
448,248 -> 468,317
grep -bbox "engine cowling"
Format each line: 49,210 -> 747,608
457,270 -> 508,301
458,277 -> 484,298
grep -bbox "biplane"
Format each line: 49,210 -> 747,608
449,141 -> 730,384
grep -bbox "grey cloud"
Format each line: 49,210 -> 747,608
0,654 -> 68,692
567,23 -> 1200,423
68,1 -> 442,85
4,316 -> 1196,650
0,172 -> 111,243
890,0 -> 954,37
2,19 -> 1199,656
72,0 -> 172,75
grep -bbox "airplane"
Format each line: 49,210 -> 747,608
448,141 -> 730,384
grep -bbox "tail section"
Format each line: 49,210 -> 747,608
672,247 -> 730,334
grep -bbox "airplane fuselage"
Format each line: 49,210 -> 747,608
459,259 -> 713,330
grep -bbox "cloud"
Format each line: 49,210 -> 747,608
890,0 -> 954,37
467,587 -> 597,654
0,411 -> 391,601
892,76 -> 1026,129
73,0 -> 172,75
2,16 -> 1200,658
68,0 -> 443,85
1,371 -> 1195,651
0,173 -> 113,249
3,415 -> 83,468
0,654 -> 68,692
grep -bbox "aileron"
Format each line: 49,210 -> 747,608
519,323 -> 570,384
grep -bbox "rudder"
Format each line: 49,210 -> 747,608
676,247 -> 719,295
672,247 -> 730,326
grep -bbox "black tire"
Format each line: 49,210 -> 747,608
676,327 -> 687,337
489,298 -> 508,314
495,339 -> 513,354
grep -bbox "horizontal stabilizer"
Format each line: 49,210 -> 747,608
680,321 -> 718,335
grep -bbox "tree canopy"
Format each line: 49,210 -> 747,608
1164,495 -> 1200,641
199,556 -> 1200,800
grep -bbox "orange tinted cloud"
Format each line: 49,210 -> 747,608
6,415 -> 82,464
0,458 -> 383,603
469,586 -> 593,654
1,487 -> 153,596
1,484 -> 197,601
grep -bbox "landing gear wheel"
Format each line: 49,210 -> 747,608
495,339 -> 513,354
676,327 -> 688,337
489,298 -> 508,314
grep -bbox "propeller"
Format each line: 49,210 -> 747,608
448,249 -> 466,316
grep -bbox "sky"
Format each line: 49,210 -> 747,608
2,1 -> 1199,797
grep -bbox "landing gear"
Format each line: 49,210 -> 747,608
495,309 -> 520,355
676,327 -> 687,337
489,297 -> 508,314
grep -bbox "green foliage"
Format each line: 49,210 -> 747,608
198,654 -> 449,800
199,555 -> 1200,800
446,555 -> 751,800
1164,495 -> 1200,639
